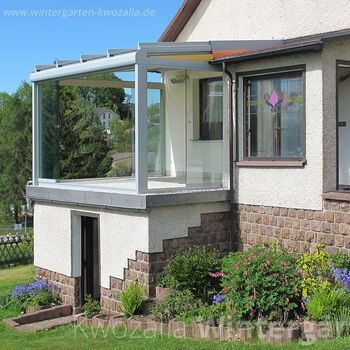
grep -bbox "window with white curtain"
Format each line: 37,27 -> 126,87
199,77 -> 223,140
244,71 -> 305,159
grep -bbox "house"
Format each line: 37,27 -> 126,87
27,0 -> 350,311
95,107 -> 115,132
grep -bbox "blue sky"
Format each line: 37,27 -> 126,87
0,0 -> 182,93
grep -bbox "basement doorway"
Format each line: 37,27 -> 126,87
81,216 -> 100,303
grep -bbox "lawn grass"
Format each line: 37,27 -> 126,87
0,264 -> 35,295
1,265 -> 350,349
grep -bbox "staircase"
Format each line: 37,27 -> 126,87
3,305 -> 75,332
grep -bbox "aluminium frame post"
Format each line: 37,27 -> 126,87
135,63 -> 148,193
32,83 -> 40,186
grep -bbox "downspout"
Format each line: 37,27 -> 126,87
222,62 -> 236,252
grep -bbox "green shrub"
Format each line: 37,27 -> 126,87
82,295 -> 101,319
151,290 -> 202,322
108,162 -> 132,177
221,243 -> 302,323
120,282 -> 144,317
177,303 -> 229,325
328,307 -> 350,337
158,246 -> 222,302
329,252 -> 350,270
306,288 -> 350,321
30,290 -> 56,306
298,243 -> 332,298
0,293 -> 12,309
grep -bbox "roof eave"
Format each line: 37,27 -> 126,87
211,41 -> 324,64
158,0 -> 201,42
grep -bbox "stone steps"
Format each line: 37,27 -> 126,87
3,304 -> 74,333
15,315 -> 75,332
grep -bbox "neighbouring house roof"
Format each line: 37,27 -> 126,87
159,0 -> 201,42
95,107 -> 115,117
211,28 -> 350,64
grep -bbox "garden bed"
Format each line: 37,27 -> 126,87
76,243 -> 350,344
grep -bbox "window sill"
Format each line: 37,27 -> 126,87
235,160 -> 306,168
322,192 -> 350,202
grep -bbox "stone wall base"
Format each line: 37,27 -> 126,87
234,199 -> 350,254
35,267 -> 81,309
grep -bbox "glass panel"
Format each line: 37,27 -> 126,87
38,72 -> 136,191
147,89 -> 163,175
246,73 -> 304,159
338,66 -> 350,190
199,78 -> 223,140
186,71 -> 223,188
147,70 -> 186,191
39,81 -> 60,179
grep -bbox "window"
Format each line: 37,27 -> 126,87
199,77 -> 223,140
244,71 -> 304,159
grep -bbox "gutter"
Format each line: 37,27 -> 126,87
222,62 -> 236,252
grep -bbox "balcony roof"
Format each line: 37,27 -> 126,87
30,40 -> 284,82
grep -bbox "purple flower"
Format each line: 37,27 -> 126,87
332,268 -> 350,289
12,280 -> 53,299
12,284 -> 29,298
27,280 -> 49,297
213,294 -> 227,305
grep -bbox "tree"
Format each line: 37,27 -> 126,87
77,73 -> 128,118
0,82 -> 32,223
59,87 -> 112,179
109,114 -> 133,153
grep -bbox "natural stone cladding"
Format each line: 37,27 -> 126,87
35,267 -> 81,309
235,200 -> 350,255
100,211 -> 231,311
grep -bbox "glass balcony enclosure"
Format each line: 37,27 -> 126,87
31,42 -> 227,194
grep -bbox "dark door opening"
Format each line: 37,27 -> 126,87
81,216 -> 100,304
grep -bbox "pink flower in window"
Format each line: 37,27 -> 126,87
264,90 -> 283,109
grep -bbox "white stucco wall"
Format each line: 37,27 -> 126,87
34,201 -> 229,288
229,51 -> 324,210
34,203 -> 149,288
177,0 -> 350,42
34,203 -> 72,276
148,201 -> 230,252
164,70 -> 186,177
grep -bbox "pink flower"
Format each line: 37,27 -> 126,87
243,262 -> 252,266
209,271 -> 225,278
232,264 -> 240,270
229,309 -> 237,314
280,260 -> 288,266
